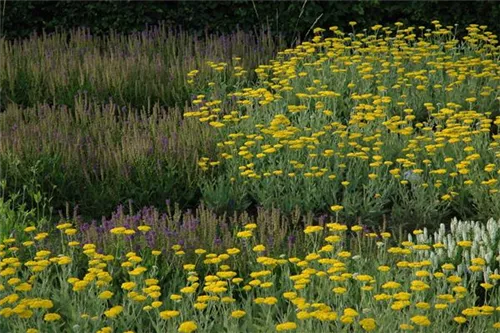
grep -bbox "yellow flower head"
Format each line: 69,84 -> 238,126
276,322 -> 297,331
359,318 -> 377,331
231,310 -> 246,318
178,321 -> 198,333
44,313 -> 61,322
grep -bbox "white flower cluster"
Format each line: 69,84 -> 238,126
408,217 -> 500,281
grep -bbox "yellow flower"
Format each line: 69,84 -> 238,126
254,296 -> 278,305
227,248 -> 241,255
454,316 -> 467,324
411,315 -> 431,326
327,223 -> 348,232
359,318 -> 376,331
344,308 -> 359,317
180,286 -> 196,294
44,313 -> 61,321
231,310 -> 246,318
56,223 -> 72,230
34,233 -> 48,241
411,280 -> 430,291
276,322 -> 297,331
236,231 -> 252,238
382,281 -> 401,289
121,282 -> 136,290
332,287 -> 347,294
178,321 -> 198,333
399,324 -> 414,330
435,303 -> 448,310
64,228 -> 77,235
481,282 -> 494,290
330,205 -> 344,212
253,244 -> 266,252
183,264 -> 196,271
471,257 -> 486,266
129,266 -> 147,276
341,315 -> 354,324
415,302 -> 430,309
97,327 -> 112,333
441,263 -> 455,270
137,225 -> 151,232
355,275 -> 374,282
304,226 -> 323,234
110,227 -> 126,235
104,305 -> 123,318
244,223 -> 257,230
447,275 -> 462,283
325,235 -> 341,243
457,241 -> 472,247
98,290 -> 114,300
160,310 -> 180,319
194,302 -> 207,310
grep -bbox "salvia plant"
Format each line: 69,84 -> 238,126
0,24 -> 284,110
0,99 -> 216,216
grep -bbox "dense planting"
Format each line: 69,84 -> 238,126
0,25 -> 283,217
186,22 -> 500,228
1,216 -> 500,332
1,20 -> 500,332
0,102 -> 215,217
0,25 -> 282,109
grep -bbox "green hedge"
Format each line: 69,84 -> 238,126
2,1 -> 500,40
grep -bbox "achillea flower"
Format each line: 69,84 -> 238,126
276,322 -> 297,331
399,324 -> 414,330
304,226 -> 323,234
236,231 -> 252,238
411,315 -> 431,326
121,282 -> 136,290
104,305 -> 123,318
160,310 -> 180,319
252,244 -> 266,252
44,313 -> 61,321
178,321 -> 197,333
457,240 -> 473,247
359,318 -> 376,331
382,281 -> 401,289
330,205 -> 344,212
231,310 -> 246,318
